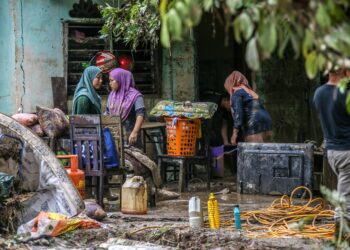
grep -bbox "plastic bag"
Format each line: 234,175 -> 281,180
17,211 -> 100,237
103,128 -> 119,169
150,100 -> 218,119
0,172 -> 14,197
11,113 -> 38,126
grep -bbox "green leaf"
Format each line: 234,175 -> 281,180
175,1 -> 189,19
233,12 -> 254,43
150,0 -> 159,8
320,185 -> 346,207
324,34 -> 338,51
240,13 -> 254,41
233,18 -> 242,43
248,6 -> 260,22
278,35 -> 289,58
226,0 -> 242,14
203,0 -> 213,11
316,4 -> 331,29
245,37 -> 260,71
290,33 -> 300,59
257,19 -> 277,56
327,0 -> 346,22
167,9 -> 182,41
305,51 -> 318,79
81,62 -> 90,69
214,0 -> 220,8
189,3 -> 203,26
318,54 -> 327,71
160,0 -> 168,16
339,79 -> 348,93
161,16 -> 171,48
302,30 -> 313,57
276,21 -> 290,58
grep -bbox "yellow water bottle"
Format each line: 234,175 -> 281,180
207,193 -> 220,229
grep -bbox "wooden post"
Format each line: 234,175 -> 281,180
178,159 -> 185,193
51,77 -> 67,113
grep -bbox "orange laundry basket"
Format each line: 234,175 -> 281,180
165,117 -> 199,156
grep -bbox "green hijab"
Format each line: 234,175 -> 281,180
72,66 -> 102,114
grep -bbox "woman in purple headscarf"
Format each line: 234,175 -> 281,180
106,68 -> 145,147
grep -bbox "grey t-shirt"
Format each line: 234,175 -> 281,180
134,96 -> 145,117
123,96 -> 145,131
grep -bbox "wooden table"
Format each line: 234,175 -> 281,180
140,122 -> 166,154
141,122 -> 166,130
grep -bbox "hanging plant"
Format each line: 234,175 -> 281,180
100,0 -> 161,50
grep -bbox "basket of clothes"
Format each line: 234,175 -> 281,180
150,100 -> 218,156
164,117 -> 200,156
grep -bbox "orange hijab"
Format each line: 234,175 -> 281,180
224,71 -> 259,99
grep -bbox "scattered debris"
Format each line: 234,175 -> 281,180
0,194 -> 26,235
0,113 -> 84,233
83,199 -> 107,221
100,238 -> 174,249
157,189 -> 180,202
17,211 -> 100,239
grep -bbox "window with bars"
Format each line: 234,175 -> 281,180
63,20 -> 160,96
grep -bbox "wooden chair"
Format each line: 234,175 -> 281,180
157,119 -> 211,193
69,115 -> 124,206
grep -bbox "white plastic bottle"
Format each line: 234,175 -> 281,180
188,196 -> 203,229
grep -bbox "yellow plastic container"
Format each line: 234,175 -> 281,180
207,193 -> 220,229
121,175 -> 148,214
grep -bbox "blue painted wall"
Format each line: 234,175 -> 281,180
0,1 -> 15,114
0,0 -> 197,115
0,0 -> 105,115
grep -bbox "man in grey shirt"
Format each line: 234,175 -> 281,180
313,69 -> 350,226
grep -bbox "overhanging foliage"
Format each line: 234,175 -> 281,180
160,0 -> 350,78
100,0 -> 160,50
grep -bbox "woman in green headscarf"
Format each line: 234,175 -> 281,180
72,66 -> 103,114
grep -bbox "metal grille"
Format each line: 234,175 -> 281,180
64,20 -> 159,96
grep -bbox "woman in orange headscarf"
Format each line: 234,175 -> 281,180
224,71 -> 272,144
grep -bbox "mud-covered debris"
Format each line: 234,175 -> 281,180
0,136 -> 21,162
100,238 -> 173,249
36,106 -> 69,138
11,114 -> 38,127
82,199 -> 107,221
157,189 -> 180,201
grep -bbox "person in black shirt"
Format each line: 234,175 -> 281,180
199,91 -> 232,146
313,69 -> 350,222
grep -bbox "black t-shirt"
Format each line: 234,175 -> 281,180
199,92 -> 231,146
210,106 -> 231,146
313,84 -> 350,150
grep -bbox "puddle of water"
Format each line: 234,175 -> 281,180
155,179 -> 279,215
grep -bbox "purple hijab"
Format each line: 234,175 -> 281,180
107,68 -> 142,121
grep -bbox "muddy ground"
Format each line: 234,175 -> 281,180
0,176 -> 328,250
